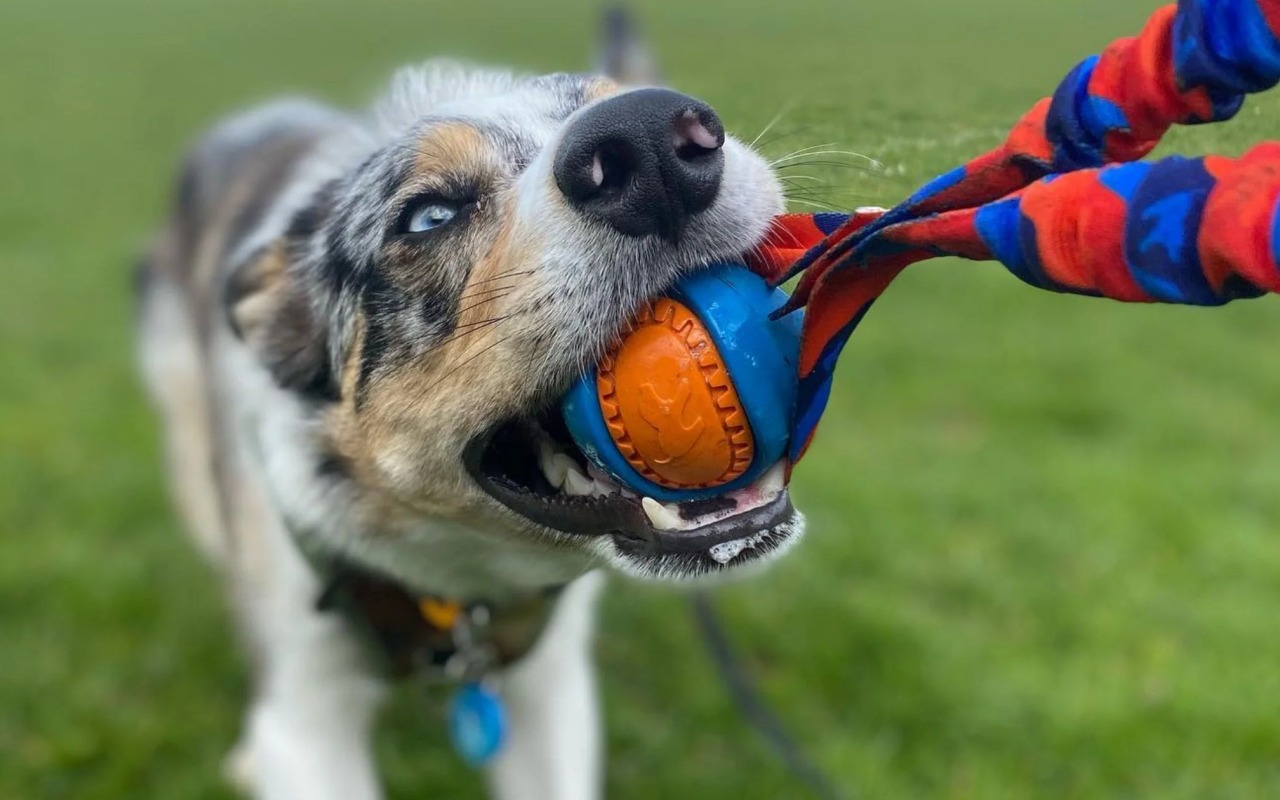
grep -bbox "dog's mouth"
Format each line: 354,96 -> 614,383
463,406 -> 801,573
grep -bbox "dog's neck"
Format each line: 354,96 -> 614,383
296,512 -> 594,604
315,558 -> 564,680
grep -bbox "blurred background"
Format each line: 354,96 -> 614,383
4,0 -> 1280,797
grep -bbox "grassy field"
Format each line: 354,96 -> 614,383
4,0 -> 1280,797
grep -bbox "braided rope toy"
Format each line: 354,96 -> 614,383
565,0 -> 1280,498
755,0 -> 1280,466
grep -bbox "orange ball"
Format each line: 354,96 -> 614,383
595,298 -> 754,490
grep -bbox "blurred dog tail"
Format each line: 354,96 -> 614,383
596,5 -> 661,85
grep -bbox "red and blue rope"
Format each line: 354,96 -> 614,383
749,0 -> 1280,464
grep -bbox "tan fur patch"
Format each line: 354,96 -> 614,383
227,242 -> 289,338
412,122 -> 489,180
584,78 -> 623,103
328,203 -> 544,520
313,121 -> 554,531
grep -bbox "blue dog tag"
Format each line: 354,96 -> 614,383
449,682 -> 507,766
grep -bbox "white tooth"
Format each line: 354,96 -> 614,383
641,497 -> 683,530
759,462 -> 787,496
582,463 -> 622,497
641,497 -> 666,527
538,441 -> 559,486
564,468 -> 594,496
547,453 -> 576,489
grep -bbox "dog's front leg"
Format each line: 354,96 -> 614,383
246,617 -> 386,800
487,572 -> 605,800
236,529 -> 388,800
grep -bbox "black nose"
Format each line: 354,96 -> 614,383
554,88 -> 725,240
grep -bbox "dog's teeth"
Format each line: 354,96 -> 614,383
564,468 -> 594,496
547,454 -> 576,489
585,467 -> 622,497
538,441 -> 562,487
641,497 -> 683,530
759,462 -> 787,496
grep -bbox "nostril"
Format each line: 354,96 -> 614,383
593,140 -> 635,199
558,136 -> 638,207
672,110 -> 723,162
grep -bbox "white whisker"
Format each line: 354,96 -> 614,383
768,142 -> 837,167
773,149 -> 884,169
748,104 -> 794,149
778,174 -> 822,184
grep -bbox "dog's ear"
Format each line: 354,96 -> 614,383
225,240 -> 337,401
597,6 -> 661,85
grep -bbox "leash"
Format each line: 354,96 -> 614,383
744,0 -> 1280,464
319,565 -> 853,795
691,591 -> 853,800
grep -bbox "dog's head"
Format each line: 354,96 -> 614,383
230,18 -> 801,589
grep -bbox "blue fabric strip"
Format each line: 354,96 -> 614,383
1123,155 -> 1223,305
1174,0 -> 1279,120
1016,214 -> 1058,292
790,303 -> 873,460
813,212 -> 850,235
1269,186 -> 1280,279
1097,159 -> 1151,203
975,198 -> 1031,283
1047,56 -> 1109,172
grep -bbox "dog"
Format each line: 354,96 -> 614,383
137,11 -> 800,799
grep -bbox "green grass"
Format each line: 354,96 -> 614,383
4,0 -> 1280,797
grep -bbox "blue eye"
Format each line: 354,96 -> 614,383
405,202 -> 458,233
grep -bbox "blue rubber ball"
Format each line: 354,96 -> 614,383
561,263 -> 802,502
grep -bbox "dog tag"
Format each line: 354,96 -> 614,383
449,681 -> 506,766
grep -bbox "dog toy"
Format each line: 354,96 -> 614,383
744,0 -> 1280,465
561,263 -> 802,502
563,0 -> 1280,494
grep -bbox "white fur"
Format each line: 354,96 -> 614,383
238,515 -> 386,800
487,572 -> 605,800
137,273 -> 225,562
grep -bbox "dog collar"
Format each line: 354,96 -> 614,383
316,563 -> 562,765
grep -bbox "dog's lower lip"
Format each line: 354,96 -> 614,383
607,489 -> 795,559
462,420 -> 797,562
